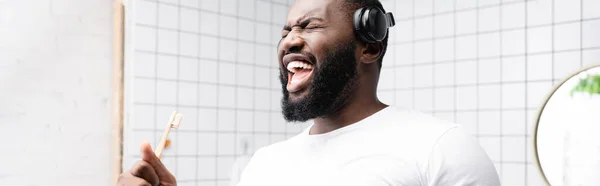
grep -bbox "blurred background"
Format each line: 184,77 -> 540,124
1,0 -> 600,185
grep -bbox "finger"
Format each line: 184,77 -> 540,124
129,160 -> 159,186
117,172 -> 153,186
139,141 -> 173,178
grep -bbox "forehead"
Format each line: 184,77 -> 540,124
286,0 -> 343,21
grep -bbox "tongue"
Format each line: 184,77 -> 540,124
290,68 -> 312,84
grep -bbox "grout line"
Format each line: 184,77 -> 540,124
580,0 -> 584,67
431,0 -> 436,116
474,0 -> 480,142
411,0 -> 416,109
173,0 -> 181,175
524,1 -> 529,184
499,0 -> 504,179
194,0 -> 202,183
135,49 -> 277,69
233,0 -> 239,161
134,76 -> 280,91
153,0 -> 160,157
452,0 -> 457,123
396,0 -> 523,22
215,0 -> 220,181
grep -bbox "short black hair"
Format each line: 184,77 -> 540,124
342,0 -> 389,70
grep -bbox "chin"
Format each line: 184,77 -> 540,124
288,88 -> 310,102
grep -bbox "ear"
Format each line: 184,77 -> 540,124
359,42 -> 383,64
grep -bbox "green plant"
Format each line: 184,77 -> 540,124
571,74 -> 600,96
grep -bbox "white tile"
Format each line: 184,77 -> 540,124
236,64 -> 254,86
158,29 -> 178,54
456,111 -> 478,135
136,0 -> 157,26
238,19 -> 255,41
502,137 -> 526,162
381,0 -> 396,13
434,63 -> 454,86
455,35 -> 477,60
272,4 -> 287,25
478,137 -> 501,161
502,164 -> 526,186
217,109 -> 236,132
478,7 -> 500,32
501,29 -> 526,56
396,20 -> 413,43
526,110 -> 538,135
176,158 -> 197,180
218,63 -> 235,85
434,38 -> 454,62
434,14 -> 454,37
456,86 -> 477,110
396,67 -> 413,89
135,26 -> 156,51
179,33 -> 199,57
379,91 -> 395,105
478,33 -> 500,58
583,0 -> 600,19
414,0 -> 433,16
200,0 -> 218,11
217,157 -> 235,179
134,78 -> 155,103
527,165 -> 548,186
478,58 -> 501,83
200,11 -> 218,35
414,89 -> 433,111
180,8 -> 199,32
134,52 -> 156,77
527,0 -> 552,26
395,90 -> 414,109
255,0 -> 271,22
396,44 -> 414,66
237,87 -> 253,109
501,2 -> 525,29
218,86 -> 236,108
414,41 -> 433,64
236,111 -> 253,132
254,112 -> 269,132
554,0 -> 580,22
254,67 -> 270,88
554,22 -> 581,51
456,10 -> 477,35
479,0 -> 500,7
414,65 -> 433,87
383,45 -> 396,68
236,133 -> 254,155
414,17 -> 433,40
527,26 -> 552,54
456,0 -> 476,10
434,87 -> 454,111
270,112 -> 286,133
200,36 -> 218,59
478,85 -> 501,109
219,0 -> 236,15
217,133 -> 235,155
156,80 -> 177,104
178,57 -> 198,81
180,0 -> 199,8
583,49 -> 600,66
271,134 -> 286,144
434,112 -> 455,123
238,0 -> 255,19
271,90 -> 282,111
554,51 -> 581,80
502,109 -> 526,135
218,16 -> 237,39
158,4 -> 178,29
198,108 -> 217,131
158,0 -> 178,5
502,83 -> 526,109
502,56 -> 526,82
160,157 -> 177,173
134,105 -> 155,130
178,82 -> 198,106
396,0 -> 414,19
255,23 -> 271,44
178,107 -> 198,131
254,45 -> 272,66
456,60 -> 477,85
583,19 -> 600,48
219,39 -> 237,61
198,84 -> 217,106
157,55 -> 177,79
379,68 -> 395,90
254,134 -> 270,151
527,81 -> 552,108
176,132 -> 198,156
199,60 -> 217,82
434,0 -> 453,13
527,54 -> 553,81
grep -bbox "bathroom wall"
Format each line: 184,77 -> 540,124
377,0 -> 600,185
122,0 -> 309,186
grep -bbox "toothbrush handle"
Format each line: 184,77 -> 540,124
155,124 -> 172,159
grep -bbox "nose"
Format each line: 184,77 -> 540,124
279,31 -> 304,54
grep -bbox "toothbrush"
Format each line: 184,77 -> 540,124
155,111 -> 183,159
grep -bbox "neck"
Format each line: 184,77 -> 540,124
309,92 -> 387,135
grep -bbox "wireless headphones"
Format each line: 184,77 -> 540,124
353,7 -> 396,43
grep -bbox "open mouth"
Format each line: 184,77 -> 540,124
286,60 -> 314,93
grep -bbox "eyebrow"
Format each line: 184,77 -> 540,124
282,15 -> 325,30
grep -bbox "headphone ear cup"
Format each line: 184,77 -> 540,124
353,8 -> 374,43
367,8 -> 388,41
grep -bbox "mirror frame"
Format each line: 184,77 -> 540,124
533,63 -> 600,185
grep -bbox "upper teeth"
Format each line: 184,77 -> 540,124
286,61 -> 313,73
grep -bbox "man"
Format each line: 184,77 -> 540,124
117,0 -> 501,185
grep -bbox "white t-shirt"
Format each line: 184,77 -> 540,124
237,107 -> 501,186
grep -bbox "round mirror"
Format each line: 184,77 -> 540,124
535,64 -> 600,186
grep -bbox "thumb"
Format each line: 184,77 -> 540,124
140,141 -> 173,179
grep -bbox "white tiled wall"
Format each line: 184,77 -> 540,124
379,0 -> 600,185
123,0 -> 307,186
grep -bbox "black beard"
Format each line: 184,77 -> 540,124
279,41 -> 358,122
